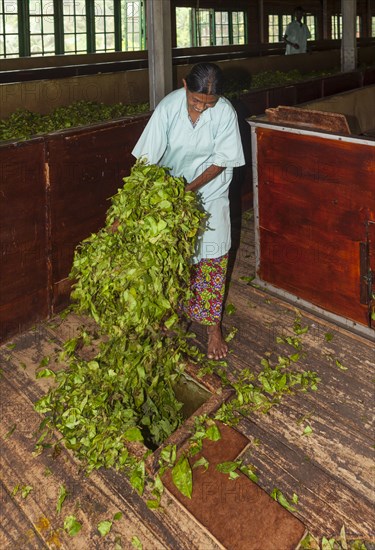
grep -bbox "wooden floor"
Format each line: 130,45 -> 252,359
1,211 -> 374,549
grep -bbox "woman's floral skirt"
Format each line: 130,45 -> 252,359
185,254 -> 228,325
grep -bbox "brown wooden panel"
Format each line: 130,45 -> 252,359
295,78 -> 323,104
238,89 -> 268,116
255,126 -> 375,326
369,221 -> 375,329
268,85 -> 296,108
363,66 -> 375,86
322,71 -> 362,97
47,114 -> 150,310
259,229 -> 369,325
0,139 -> 48,341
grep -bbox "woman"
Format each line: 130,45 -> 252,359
132,63 -> 245,360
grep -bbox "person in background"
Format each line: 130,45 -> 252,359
283,6 -> 311,54
132,62 -> 245,360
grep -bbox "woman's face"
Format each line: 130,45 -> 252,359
183,80 -> 219,114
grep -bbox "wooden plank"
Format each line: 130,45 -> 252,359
0,139 -> 48,341
0,327 -> 222,550
238,90 -> 268,116
265,106 -> 351,134
0,480 -> 47,549
226,273 -> 375,415
322,71 -> 362,97
268,85 -> 297,108
295,79 -> 323,104
237,418 -> 374,539
249,397 -> 373,500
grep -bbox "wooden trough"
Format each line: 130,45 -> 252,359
0,114 -> 150,343
249,85 -> 375,338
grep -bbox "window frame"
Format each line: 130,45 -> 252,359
0,0 -> 146,59
175,6 -> 247,48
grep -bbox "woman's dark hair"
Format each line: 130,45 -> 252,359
185,63 -> 224,96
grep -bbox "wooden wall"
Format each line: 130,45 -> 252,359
0,115 -> 150,342
0,139 -> 49,339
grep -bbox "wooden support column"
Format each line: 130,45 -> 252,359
146,0 -> 173,110
341,0 -> 357,72
258,0 -> 264,43
322,0 -> 328,39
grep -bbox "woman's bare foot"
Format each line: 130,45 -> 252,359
207,323 -> 228,360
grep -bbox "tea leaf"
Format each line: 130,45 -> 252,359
56,484 -> 68,514
302,425 -> 313,436
131,536 -> 143,549
270,488 -> 297,512
193,457 -> 209,471
225,303 -> 236,315
64,515 -> 82,536
172,456 -> 192,499
98,520 -> 112,536
21,485 -> 33,499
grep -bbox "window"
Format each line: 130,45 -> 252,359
372,16 -> 375,37
356,15 -> 361,37
196,9 -> 211,46
123,0 -> 146,51
268,14 -> 291,43
29,0 -> 55,56
63,0 -> 87,54
305,15 -> 316,40
176,7 -> 247,47
331,14 -> 361,39
94,0 -> 115,53
269,13 -> 316,43
0,0 -> 19,57
215,12 -> 229,46
175,6 -> 193,47
331,15 -> 341,39
232,11 -> 245,44
0,0 -> 145,58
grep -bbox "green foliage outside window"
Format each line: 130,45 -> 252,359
0,0 -> 146,58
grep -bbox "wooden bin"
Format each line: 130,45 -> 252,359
0,114 -> 151,343
249,108 -> 375,338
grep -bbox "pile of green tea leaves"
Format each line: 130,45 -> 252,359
223,68 -> 339,100
35,160 -> 205,479
0,99 -> 149,142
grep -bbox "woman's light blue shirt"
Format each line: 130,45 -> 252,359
132,87 -> 245,263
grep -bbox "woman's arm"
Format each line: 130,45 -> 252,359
185,164 -> 225,192
283,34 -> 299,49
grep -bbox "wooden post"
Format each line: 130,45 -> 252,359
146,0 -> 173,110
258,0 -> 264,43
322,0 -> 328,39
341,0 -> 357,72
